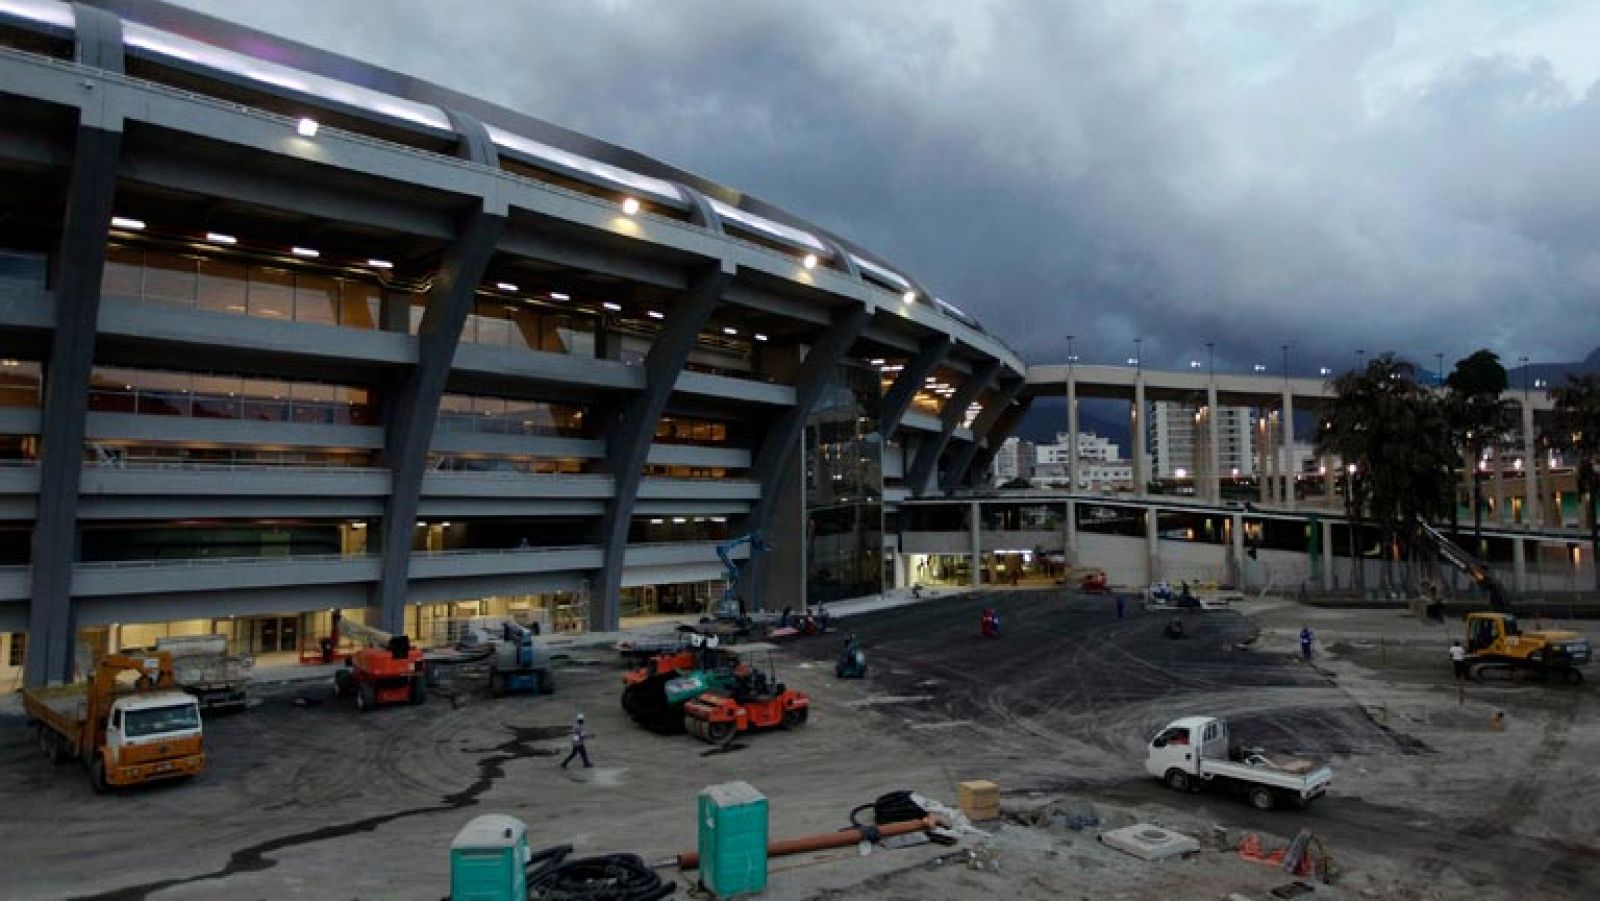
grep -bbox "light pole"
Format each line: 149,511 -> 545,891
1133,337 -> 1142,372
1281,343 -> 1291,382
1436,352 -> 1445,388
1206,341 -> 1215,377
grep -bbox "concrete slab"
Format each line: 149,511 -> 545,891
1097,823 -> 1201,861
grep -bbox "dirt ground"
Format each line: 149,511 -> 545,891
1,590 -> 1596,900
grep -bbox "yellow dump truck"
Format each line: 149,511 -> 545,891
23,652 -> 206,792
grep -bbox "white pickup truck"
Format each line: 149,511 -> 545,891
1145,716 -> 1332,810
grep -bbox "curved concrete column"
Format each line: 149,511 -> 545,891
907,360 -> 999,496
742,305 -> 871,611
27,124 -> 125,684
881,337 -> 951,439
373,205 -> 505,633
588,263 -> 730,631
945,376 -> 1025,488
968,397 -> 1033,482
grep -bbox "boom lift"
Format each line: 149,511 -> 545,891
23,652 -> 205,792
463,618 -> 555,697
332,618 -> 428,710
714,532 -> 767,619
1416,521 -> 1591,682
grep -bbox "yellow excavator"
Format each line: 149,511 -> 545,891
1418,521 -> 1591,683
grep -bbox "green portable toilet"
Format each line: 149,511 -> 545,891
450,814 -> 529,901
698,781 -> 768,897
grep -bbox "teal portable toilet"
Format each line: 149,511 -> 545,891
698,781 -> 768,897
450,814 -> 529,901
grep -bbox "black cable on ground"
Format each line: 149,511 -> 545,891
526,846 -> 674,901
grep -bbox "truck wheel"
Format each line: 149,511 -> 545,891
1164,769 -> 1191,792
704,721 -> 736,745
1248,786 -> 1276,810
90,758 -> 109,795
333,669 -> 354,698
1562,667 -> 1584,685
782,707 -> 808,729
409,675 -> 427,705
356,681 -> 377,712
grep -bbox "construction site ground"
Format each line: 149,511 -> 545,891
1,589 -> 1596,900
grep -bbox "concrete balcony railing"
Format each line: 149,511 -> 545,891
0,564 -> 29,602
81,463 -> 390,497
408,545 -> 604,580
71,552 -> 382,597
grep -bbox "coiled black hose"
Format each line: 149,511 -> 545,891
526,845 -> 674,901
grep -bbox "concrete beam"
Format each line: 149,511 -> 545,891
27,117 -> 124,686
968,396 -> 1033,482
588,263 -> 729,631
881,337 -> 951,440
907,359 -> 1000,496
945,377 -> 1025,488
372,204 -> 505,634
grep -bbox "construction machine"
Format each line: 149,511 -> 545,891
682,658 -> 810,745
332,618 -> 428,710
621,631 -> 739,733
1416,521 -> 1591,682
463,618 -> 555,697
23,652 -> 205,792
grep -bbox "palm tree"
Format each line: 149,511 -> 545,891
1444,350 -> 1512,544
1545,374 -> 1600,591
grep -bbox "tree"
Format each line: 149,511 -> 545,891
998,476 -> 1034,491
1444,349 -> 1513,544
1545,374 -> 1600,591
1317,354 -> 1457,590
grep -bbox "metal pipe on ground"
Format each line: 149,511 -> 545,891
671,816 -> 941,870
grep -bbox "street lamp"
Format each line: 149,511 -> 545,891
1253,363 -> 1267,373
1318,367 -> 1332,377
1066,334 -> 1077,367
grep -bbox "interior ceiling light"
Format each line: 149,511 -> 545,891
550,291 -> 571,301
621,196 -> 641,215
602,301 -> 622,311
802,253 -> 819,269
368,258 -> 393,269
111,216 -> 145,231
205,232 -> 237,245
722,327 -> 737,336
296,117 -> 319,137
869,358 -> 885,365
754,333 -> 768,342
497,282 -> 518,292
291,246 -> 320,259
647,310 -> 665,320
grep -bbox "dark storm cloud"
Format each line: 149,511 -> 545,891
175,0 -> 1600,372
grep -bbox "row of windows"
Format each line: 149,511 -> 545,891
88,368 -> 376,426
105,247 -> 389,329
436,394 -> 590,439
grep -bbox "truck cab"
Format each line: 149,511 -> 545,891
1144,716 -> 1225,780
103,692 -> 205,784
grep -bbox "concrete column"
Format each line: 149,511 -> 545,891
881,337 -> 950,439
1064,500 -> 1078,567
1320,518 -> 1335,588
1323,454 -> 1337,508
1281,390 -> 1296,511
1206,383 -> 1222,504
1513,537 -> 1527,595
946,377 -> 1024,488
1067,372 -> 1080,492
589,264 -> 729,630
1258,409 -> 1272,504
908,360 -> 1000,496
1522,400 -> 1540,529
1145,505 -> 1161,583
1132,375 -> 1147,496
1493,446 -> 1507,523
1230,512 -> 1245,588
27,119 -> 124,686
969,500 -> 982,588
968,398 -> 1033,484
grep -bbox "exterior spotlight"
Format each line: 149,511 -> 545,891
621,197 -> 641,215
296,117 -> 319,137
802,253 -> 818,269
902,290 -> 916,303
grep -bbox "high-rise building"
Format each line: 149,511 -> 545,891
1149,402 -> 1256,480
990,435 -> 1035,485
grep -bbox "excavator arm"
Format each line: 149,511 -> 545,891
1416,520 -> 1507,611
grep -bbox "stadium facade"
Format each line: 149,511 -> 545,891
0,0 -> 1027,685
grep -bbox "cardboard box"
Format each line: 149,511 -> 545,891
958,780 -> 999,820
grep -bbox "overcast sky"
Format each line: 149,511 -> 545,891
174,0 -> 1600,374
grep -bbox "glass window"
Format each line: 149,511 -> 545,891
143,252 -> 199,308
198,258 -> 247,314
7,632 -> 24,667
294,274 -> 339,326
247,266 -> 294,320
0,360 -> 41,408
123,703 -> 201,737
340,281 -> 382,330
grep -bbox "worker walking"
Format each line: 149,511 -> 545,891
1299,626 -> 1315,661
1450,640 -> 1468,681
1115,594 -> 1126,619
560,713 -> 592,769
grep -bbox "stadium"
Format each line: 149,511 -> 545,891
0,0 -> 1027,686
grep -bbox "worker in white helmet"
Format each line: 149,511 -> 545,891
560,713 -> 592,769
